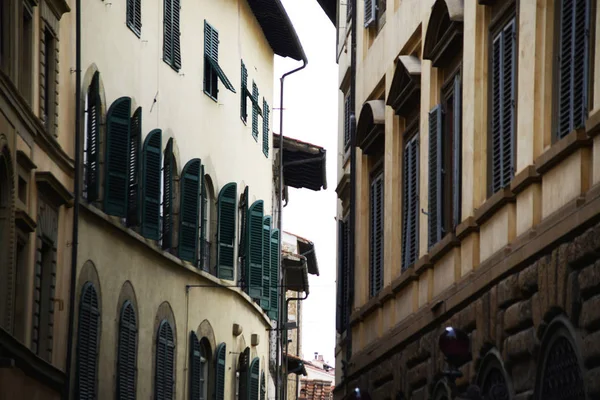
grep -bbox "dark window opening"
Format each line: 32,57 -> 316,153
33,240 -> 53,360
18,176 -> 27,204
204,59 -> 218,100
369,167 -> 384,298
20,1 -> 34,104
43,28 -> 56,134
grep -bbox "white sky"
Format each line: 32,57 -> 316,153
273,1 -> 338,366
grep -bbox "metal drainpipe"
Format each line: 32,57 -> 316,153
64,0 -> 82,396
284,291 -> 309,400
295,297 -> 300,400
276,52 -> 307,400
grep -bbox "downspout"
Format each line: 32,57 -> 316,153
295,297 -> 300,400
65,0 -> 82,396
276,50 -> 307,400
284,291 -> 309,400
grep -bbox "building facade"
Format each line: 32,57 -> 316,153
335,0 -> 600,399
0,0 -> 73,397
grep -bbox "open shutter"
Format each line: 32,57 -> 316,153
217,182 -> 237,280
262,99 -> 270,157
142,129 -> 162,240
249,358 -> 260,400
252,83 -> 259,139
215,343 -> 227,400
76,282 -> 100,400
364,0 -> 376,27
172,0 -> 181,70
163,0 -> 173,65
162,138 -> 174,250
179,159 -> 201,263
344,94 -> 351,149
452,75 -> 462,229
572,0 -> 590,130
155,320 -> 175,400
241,61 -> 248,121
369,172 -> 384,297
502,20 -> 517,190
199,171 -> 208,271
204,21 -> 235,93
239,186 -> 249,285
268,229 -> 280,321
261,216 -> 271,311
239,347 -> 250,400
117,301 -> 137,400
247,201 -> 264,300
336,220 -> 344,333
86,72 -> 100,202
190,332 -> 201,400
402,135 -> 419,270
127,107 -> 142,227
428,105 -> 443,248
127,0 -> 142,35
105,97 -> 131,217
260,372 -> 265,400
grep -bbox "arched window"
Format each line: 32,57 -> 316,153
76,282 -> 100,400
260,371 -> 266,400
162,138 -> 175,251
190,332 -> 212,400
155,319 -> 175,400
216,182 -> 237,279
476,350 -> 512,400
249,358 -> 260,400
202,175 -> 217,272
215,342 -> 227,400
117,300 -> 138,399
141,129 -> 162,240
83,71 -> 100,202
179,159 -> 202,264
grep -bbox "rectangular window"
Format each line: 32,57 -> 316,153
20,1 -> 34,104
203,21 -> 235,100
555,0 -> 591,140
0,0 -> 9,71
489,15 -> 516,195
127,0 -> 142,37
163,0 -> 181,71
401,129 -> 419,271
369,168 -> 384,297
344,92 -> 351,150
42,27 -> 57,135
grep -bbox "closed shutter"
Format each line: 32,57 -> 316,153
190,332 -> 201,400
76,282 -> 100,400
261,216 -> 271,311
336,219 -> 350,333
364,0 -> 376,27
241,61 -> 248,121
141,129 -> 162,240
247,201 -> 264,301
344,93 -> 351,150
260,372 -> 266,400
428,105 -> 443,248
200,173 -> 208,271
369,171 -> 384,298
490,18 -> 516,194
557,0 -> 590,139
268,229 -> 280,321
215,343 -> 227,400
217,182 -> 237,280
155,320 -> 175,400
117,301 -> 137,400
452,75 -> 462,229
402,134 -> 419,270
162,138 -> 174,250
127,107 -> 142,227
127,0 -> 142,36
252,83 -> 259,139
262,99 -> 270,157
239,347 -> 250,400
179,159 -> 201,263
172,0 -> 181,70
86,72 -> 100,202
204,21 -> 235,93
163,0 -> 173,65
239,186 -> 249,285
105,96 -> 132,217
249,358 -> 260,400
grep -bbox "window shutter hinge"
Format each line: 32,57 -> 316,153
421,208 -> 429,217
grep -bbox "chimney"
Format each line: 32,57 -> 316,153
314,352 -> 318,360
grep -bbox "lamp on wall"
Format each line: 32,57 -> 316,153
438,327 -> 483,400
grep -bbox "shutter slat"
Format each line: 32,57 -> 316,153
86,72 -> 100,202
162,138 -> 174,250
241,61 -> 248,121
262,99 -> 270,157
402,134 -> 419,270
117,301 -> 137,400
155,320 -> 175,400
428,106 -> 442,248
261,216 -> 271,311
190,332 -> 201,400
452,75 -> 462,229
199,169 -> 208,271
76,282 -> 100,400
179,159 -> 202,263
269,229 -> 280,320
217,183 -> 238,280
249,358 -> 260,400
369,171 -> 384,297
344,94 -> 351,149
252,83 -> 259,139
247,201 -> 264,300
163,0 -> 173,65
172,0 -> 181,69
239,186 -> 249,285
127,107 -> 142,227
215,343 -> 227,400
105,97 -> 132,217
364,0 -> 376,27
142,129 -> 162,240
239,347 -> 250,400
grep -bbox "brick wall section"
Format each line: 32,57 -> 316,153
301,379 -> 333,400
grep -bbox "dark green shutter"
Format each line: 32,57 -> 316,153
142,129 -> 162,240
190,332 -> 201,400
217,182 -> 237,280
179,159 -> 201,263
239,347 -> 250,400
344,93 -> 351,150
163,138 -> 174,250
199,172 -> 208,271
117,301 -> 137,400
86,72 -> 100,202
246,200 -> 264,300
155,320 -> 175,400
428,105 -> 443,248
215,343 -> 227,400
76,282 -> 100,400
127,0 -> 141,36
241,61 -> 248,121
261,216 -> 271,311
204,21 -> 235,93
262,100 -> 270,157
336,220 -> 350,333
260,372 -> 265,400
490,18 -> 516,195
452,75 -> 462,229
239,186 -> 249,285
127,107 -> 142,227
369,172 -> 384,298
249,358 -> 260,400
252,83 -> 259,139
105,96 -> 132,217
163,0 -> 173,65
268,229 -> 279,321
172,0 -> 181,70
402,134 -> 419,270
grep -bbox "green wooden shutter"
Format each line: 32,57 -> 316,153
127,0 -> 141,36
155,320 -> 175,400
239,347 -> 250,400
249,358 -> 260,400
252,83 -> 259,139
172,0 -> 181,70
179,159 -> 201,263
428,105 -> 443,248
141,129 -> 162,240
199,171 -> 208,271
117,301 -> 137,400
402,134 -> 419,271
127,107 -> 142,227
239,186 -> 249,284
215,343 -> 227,400
86,72 -> 100,202
163,0 -> 173,65
268,229 -> 279,321
246,200 -> 264,300
217,182 -> 237,280
162,138 -> 174,250
336,220 -> 350,333
204,21 -> 235,93
190,331 -> 201,400
344,93 -> 351,150
261,216 -> 271,311
262,99 -> 270,157
105,96 -> 132,217
260,372 -> 265,400
241,61 -> 248,121
452,75 -> 462,229
76,282 -> 100,400
369,172 -> 384,298
364,0 -> 375,27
